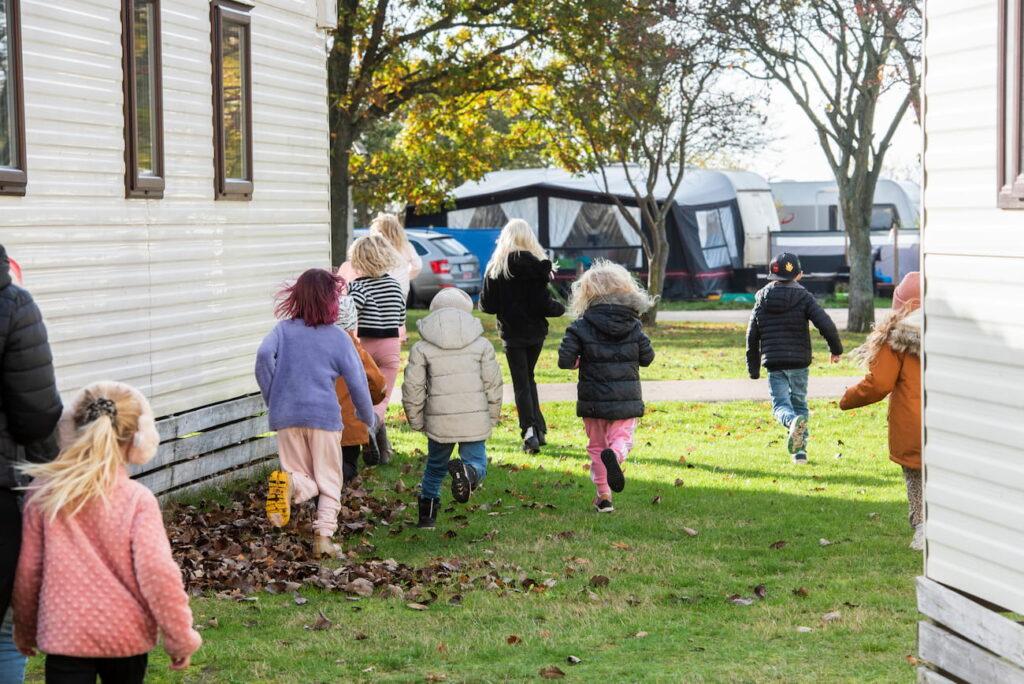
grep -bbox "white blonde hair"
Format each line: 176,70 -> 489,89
348,233 -> 400,278
20,382 -> 159,521
569,260 -> 654,318
369,213 -> 410,254
485,219 -> 547,280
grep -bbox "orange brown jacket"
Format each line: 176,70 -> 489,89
839,310 -> 922,469
336,331 -> 386,447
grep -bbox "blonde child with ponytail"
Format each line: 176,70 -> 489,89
12,382 -> 201,682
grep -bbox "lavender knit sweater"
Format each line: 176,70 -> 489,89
255,319 -> 374,432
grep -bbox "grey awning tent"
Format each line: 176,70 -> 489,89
406,167 -> 770,298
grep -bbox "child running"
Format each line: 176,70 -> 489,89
335,295 -> 387,484
12,382 -> 202,682
402,289 -> 503,530
256,269 -> 374,559
346,234 -> 406,465
746,253 -> 843,464
558,261 -> 654,513
840,272 -> 923,550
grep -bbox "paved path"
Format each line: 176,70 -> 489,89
391,376 -> 858,405
658,308 -> 891,329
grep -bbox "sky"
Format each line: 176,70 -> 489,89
739,81 -> 922,184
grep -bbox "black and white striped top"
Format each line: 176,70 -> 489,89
348,275 -> 406,338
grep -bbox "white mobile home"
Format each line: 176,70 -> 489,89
770,178 -> 921,287
916,1 -> 1024,681
0,0 -> 337,495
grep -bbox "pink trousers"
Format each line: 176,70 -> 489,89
276,427 -> 342,537
360,336 -> 401,422
583,417 -> 638,497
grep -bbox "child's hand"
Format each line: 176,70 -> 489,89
573,358 -> 580,370
16,644 -> 35,658
170,655 -> 192,671
830,354 -> 842,364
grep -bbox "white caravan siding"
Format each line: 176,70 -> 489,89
0,0 -> 330,416
923,0 -> 1024,614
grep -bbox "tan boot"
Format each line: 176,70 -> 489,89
313,534 -> 343,559
266,471 -> 292,527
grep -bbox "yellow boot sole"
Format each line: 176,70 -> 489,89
266,470 -> 292,527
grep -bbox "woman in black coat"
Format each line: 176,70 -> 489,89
480,220 -> 565,453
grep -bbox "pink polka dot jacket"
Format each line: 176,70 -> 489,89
12,469 -> 202,660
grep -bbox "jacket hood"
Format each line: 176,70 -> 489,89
507,251 -> 553,280
583,302 -> 641,339
759,281 -> 806,313
0,245 -> 10,290
888,309 -> 921,355
417,307 -> 485,350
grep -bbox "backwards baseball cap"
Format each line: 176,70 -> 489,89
768,252 -> 802,281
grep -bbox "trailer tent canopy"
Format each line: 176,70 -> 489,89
406,167 -> 777,298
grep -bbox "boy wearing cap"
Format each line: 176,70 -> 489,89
746,253 -> 843,463
402,289 -> 503,529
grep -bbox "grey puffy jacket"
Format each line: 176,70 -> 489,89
402,308 -> 503,443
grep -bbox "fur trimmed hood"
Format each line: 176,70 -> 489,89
590,290 -> 652,314
852,309 -> 921,366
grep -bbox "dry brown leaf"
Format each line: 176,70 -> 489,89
683,527 -> 699,537
674,478 -> 685,487
406,602 -> 429,611
651,495 -> 662,505
769,540 -> 787,550
589,575 -> 610,588
506,635 -> 522,646
753,584 -> 767,599
307,610 -> 332,631
539,665 -> 566,679
821,610 -> 842,623
792,587 -> 810,598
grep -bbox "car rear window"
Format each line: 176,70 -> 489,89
410,239 -> 429,256
432,237 -> 470,256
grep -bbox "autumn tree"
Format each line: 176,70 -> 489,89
722,0 -> 921,332
328,1 -> 549,266
544,2 -> 764,326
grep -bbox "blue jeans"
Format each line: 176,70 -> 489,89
768,368 -> 810,430
420,440 -> 487,500
0,610 -> 25,684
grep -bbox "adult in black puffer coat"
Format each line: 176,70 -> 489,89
0,245 -> 62,618
480,221 -> 565,453
557,291 -> 655,420
745,280 -> 843,379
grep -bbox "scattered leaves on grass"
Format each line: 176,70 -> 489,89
448,594 -> 462,606
769,540 -> 787,550
539,665 -> 566,679
306,610 -> 332,631
293,593 -> 308,606
906,655 -> 921,666
674,479 -> 684,487
868,512 -> 879,520
589,575 -> 610,588
819,538 -> 832,547
425,674 -> 447,682
727,594 -> 754,606
821,611 -> 842,624
635,631 -> 649,638
354,632 -> 368,641
566,656 -> 582,665
753,584 -> 767,599
683,527 -> 699,537
406,602 -> 429,611
436,643 -> 447,653
347,578 -> 374,597
796,626 -> 813,633
651,495 -> 662,505
792,587 -> 810,598
610,541 -> 632,551
506,635 -> 522,646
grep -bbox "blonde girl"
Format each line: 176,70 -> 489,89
480,219 -> 565,453
557,261 -> 655,512
369,213 -> 422,299
346,234 -> 406,463
12,382 -> 202,681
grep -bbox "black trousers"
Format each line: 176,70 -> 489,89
0,488 -> 21,618
342,445 -> 361,484
505,344 -> 546,437
45,654 -> 148,684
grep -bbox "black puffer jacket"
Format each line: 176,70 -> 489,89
480,251 -> 565,347
745,281 -> 843,379
0,246 -> 62,489
558,293 -> 655,420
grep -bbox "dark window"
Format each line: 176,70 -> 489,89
0,0 -> 26,196
410,239 -> 429,257
211,0 -> 252,200
999,0 -> 1024,208
123,0 -> 165,198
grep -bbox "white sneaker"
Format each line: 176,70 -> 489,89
910,524 -> 925,551
787,415 -> 809,454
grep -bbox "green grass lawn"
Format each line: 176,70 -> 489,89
96,400 -> 918,684
644,296 -> 892,312
404,311 -> 868,385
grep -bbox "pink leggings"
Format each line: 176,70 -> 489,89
583,417 -> 638,497
360,336 -> 401,422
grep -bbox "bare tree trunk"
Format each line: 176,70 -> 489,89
641,225 -> 670,328
330,125 -> 353,268
842,192 -> 876,333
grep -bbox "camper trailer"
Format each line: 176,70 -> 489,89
0,0 -> 337,496
915,1 -> 1024,681
406,167 -> 780,298
770,178 -> 921,288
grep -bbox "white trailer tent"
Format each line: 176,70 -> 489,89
915,1 -> 1024,682
406,167 -> 780,298
770,178 -> 921,287
0,0 -> 337,496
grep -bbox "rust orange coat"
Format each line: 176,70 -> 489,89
839,312 -> 922,469
336,332 -> 386,447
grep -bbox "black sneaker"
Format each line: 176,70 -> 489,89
362,433 -> 380,466
417,497 -> 440,529
537,430 -> 547,447
448,459 -> 478,504
522,427 -> 540,454
595,498 -> 615,513
601,449 -> 625,493
792,451 -> 809,465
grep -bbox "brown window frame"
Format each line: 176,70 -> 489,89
0,0 -> 27,196
211,0 -> 253,200
999,0 -> 1024,208
122,0 -> 165,199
